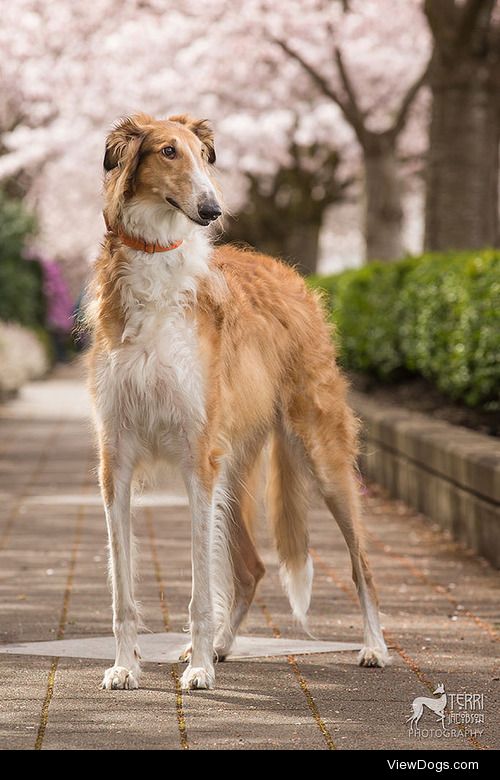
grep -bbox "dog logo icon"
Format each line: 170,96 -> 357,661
407,684 -> 447,729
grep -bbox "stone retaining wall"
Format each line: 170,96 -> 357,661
351,392 -> 500,568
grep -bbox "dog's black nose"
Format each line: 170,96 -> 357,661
198,201 -> 222,222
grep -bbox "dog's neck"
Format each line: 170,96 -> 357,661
119,198 -> 203,247
109,200 -> 214,319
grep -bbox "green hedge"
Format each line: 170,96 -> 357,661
309,251 -> 500,409
0,189 -> 44,328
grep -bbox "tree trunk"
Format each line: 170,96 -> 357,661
425,68 -> 499,251
363,135 -> 404,262
282,222 -> 320,275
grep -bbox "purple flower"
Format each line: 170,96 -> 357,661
25,251 -> 74,333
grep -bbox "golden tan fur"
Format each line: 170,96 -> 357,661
88,113 -> 389,691
194,247 -> 364,610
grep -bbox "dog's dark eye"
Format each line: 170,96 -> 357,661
161,146 -> 176,159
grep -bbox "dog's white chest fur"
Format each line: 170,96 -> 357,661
96,238 -> 211,457
119,308 -> 204,431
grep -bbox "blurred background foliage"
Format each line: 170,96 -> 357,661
309,251 -> 500,409
0,189 -> 73,395
0,190 -> 43,328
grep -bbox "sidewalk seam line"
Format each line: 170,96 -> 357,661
34,451 -> 91,750
34,660 -> 59,751
145,507 -> 189,750
258,600 -> 336,750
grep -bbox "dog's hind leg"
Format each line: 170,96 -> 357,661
179,455 -> 265,664
286,386 -> 390,668
213,457 -> 266,658
99,437 -> 141,690
321,468 -> 389,667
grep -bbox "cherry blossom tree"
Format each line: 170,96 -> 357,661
272,1 -> 431,262
174,0 -> 432,262
0,0 -> 208,287
0,0 -> 431,284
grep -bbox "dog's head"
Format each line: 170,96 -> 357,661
103,112 -> 221,235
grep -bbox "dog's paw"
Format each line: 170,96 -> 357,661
180,665 -> 215,690
358,646 -> 391,668
100,665 -> 140,690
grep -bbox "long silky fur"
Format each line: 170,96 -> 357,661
89,113 -> 390,693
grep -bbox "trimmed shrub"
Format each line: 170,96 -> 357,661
309,251 -> 500,409
311,258 -> 418,379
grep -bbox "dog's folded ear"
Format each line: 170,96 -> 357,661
170,115 -> 216,164
103,114 -> 151,227
103,115 -> 149,172
190,119 -> 216,165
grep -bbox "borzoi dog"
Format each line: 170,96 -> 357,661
87,113 -> 389,691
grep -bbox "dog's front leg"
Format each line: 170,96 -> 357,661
99,443 -> 140,691
180,470 -> 215,691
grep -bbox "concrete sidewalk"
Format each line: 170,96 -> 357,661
0,364 -> 498,750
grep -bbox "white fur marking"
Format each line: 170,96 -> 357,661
279,554 -> 313,629
358,582 -> 390,667
94,215 -> 213,462
210,464 -> 236,642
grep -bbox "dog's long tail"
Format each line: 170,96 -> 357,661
267,428 -> 313,629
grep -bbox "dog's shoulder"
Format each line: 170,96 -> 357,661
195,244 -> 324,344
210,243 -> 307,297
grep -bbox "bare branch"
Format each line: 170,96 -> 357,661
272,38 -> 339,103
390,60 -> 431,137
272,38 -> 366,142
334,47 -> 366,139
